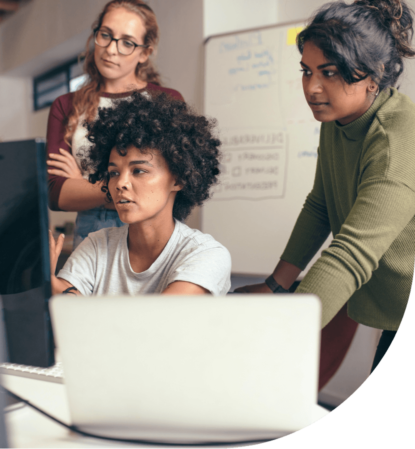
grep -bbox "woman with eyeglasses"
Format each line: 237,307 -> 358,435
46,0 -> 183,249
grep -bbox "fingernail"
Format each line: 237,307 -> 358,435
61,234 -> 65,238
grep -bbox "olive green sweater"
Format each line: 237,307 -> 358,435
281,88 -> 415,330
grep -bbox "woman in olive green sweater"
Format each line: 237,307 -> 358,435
237,0 -> 415,370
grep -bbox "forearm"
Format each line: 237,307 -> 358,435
51,275 -> 78,296
271,260 -> 302,290
234,259 -> 301,294
162,281 -> 209,295
58,179 -> 111,211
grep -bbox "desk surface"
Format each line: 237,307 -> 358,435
2,374 -> 329,448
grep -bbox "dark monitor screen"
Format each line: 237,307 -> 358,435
0,139 -> 54,367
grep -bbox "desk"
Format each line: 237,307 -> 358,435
2,374 -> 329,448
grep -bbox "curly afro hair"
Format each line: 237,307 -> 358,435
80,92 -> 221,221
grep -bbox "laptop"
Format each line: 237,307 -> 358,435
50,294 -> 322,444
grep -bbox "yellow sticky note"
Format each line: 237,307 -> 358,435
287,26 -> 304,46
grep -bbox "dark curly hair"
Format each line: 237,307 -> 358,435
297,0 -> 415,91
80,92 -> 221,221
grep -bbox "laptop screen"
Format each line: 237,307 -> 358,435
0,139 -> 54,367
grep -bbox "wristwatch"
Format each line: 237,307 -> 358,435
265,275 -> 290,293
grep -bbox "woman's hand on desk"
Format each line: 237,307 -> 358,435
234,283 -> 272,294
47,148 -> 83,180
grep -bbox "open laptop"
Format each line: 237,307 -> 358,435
50,294 -> 322,444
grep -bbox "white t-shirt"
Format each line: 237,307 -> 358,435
58,220 -> 231,296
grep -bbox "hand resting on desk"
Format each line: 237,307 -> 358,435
234,260 -> 301,294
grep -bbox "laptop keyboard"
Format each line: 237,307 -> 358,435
0,362 -> 64,384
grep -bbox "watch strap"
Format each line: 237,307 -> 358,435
265,275 -> 290,293
62,286 -> 79,295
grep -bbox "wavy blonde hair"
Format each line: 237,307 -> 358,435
64,0 -> 161,145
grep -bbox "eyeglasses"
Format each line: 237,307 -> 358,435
94,30 -> 149,56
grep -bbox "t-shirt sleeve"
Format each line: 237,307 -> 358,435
167,244 -> 232,296
46,94 -> 73,211
57,235 -> 97,295
280,149 -> 332,269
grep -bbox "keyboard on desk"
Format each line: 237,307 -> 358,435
0,362 -> 64,383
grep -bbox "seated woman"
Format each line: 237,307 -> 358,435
50,92 -> 231,296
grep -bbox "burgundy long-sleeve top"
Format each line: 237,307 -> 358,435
46,83 -> 184,211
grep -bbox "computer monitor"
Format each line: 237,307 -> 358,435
0,139 -> 54,367
0,302 -> 8,447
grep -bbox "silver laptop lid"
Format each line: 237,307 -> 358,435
50,294 -> 321,444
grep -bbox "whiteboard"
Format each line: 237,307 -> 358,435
202,22 -> 330,275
